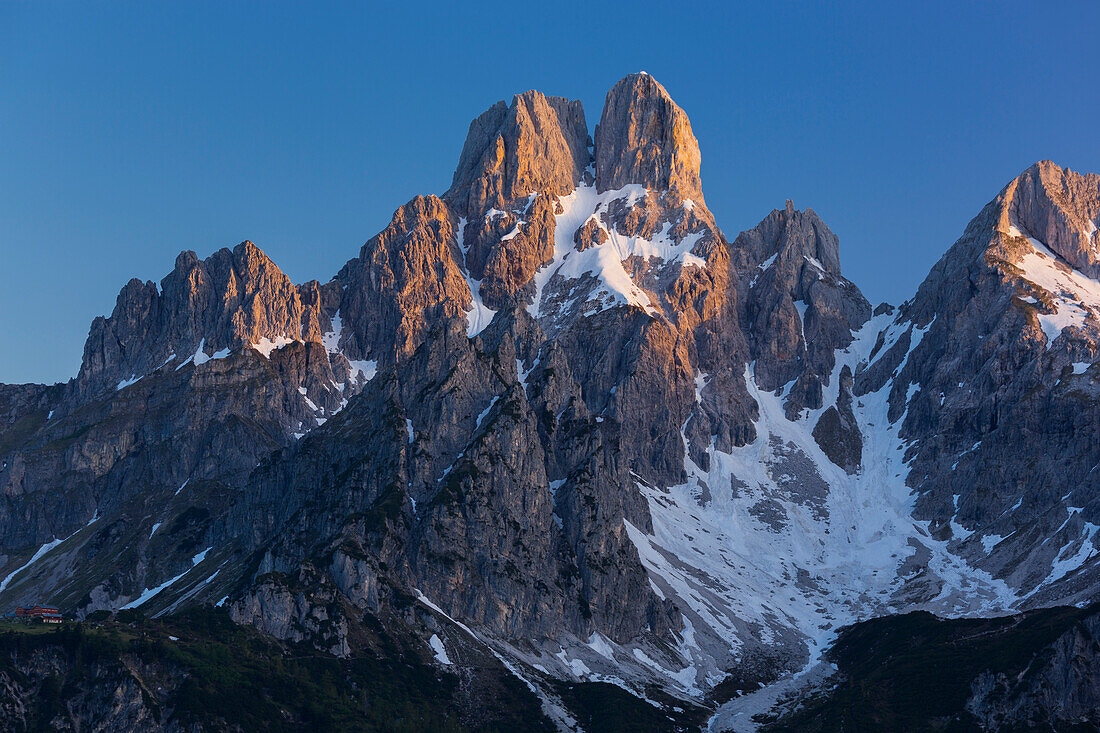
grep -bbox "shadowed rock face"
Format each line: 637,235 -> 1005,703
855,159 -> 1100,606
736,201 -> 870,419
1,73 -> 1098,721
757,604 -> 1100,732
595,72 -> 703,204
811,365 -> 861,473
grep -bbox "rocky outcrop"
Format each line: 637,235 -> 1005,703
447,90 -> 590,217
967,611 -> 1100,729
76,240 -> 324,399
444,90 -> 592,309
1009,160 -> 1100,278
333,194 -> 471,362
595,72 -> 703,204
0,340 -> 350,614
0,645 -> 163,731
812,365 -> 861,473
232,311 -> 675,648
738,201 -> 870,416
2,72 -> 1099,725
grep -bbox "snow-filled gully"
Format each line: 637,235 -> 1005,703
618,311 -> 1020,717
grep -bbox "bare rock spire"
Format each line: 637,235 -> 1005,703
594,73 -> 703,204
1005,160 -> 1100,278
445,89 -> 591,217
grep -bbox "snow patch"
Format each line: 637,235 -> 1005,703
623,310 -> 1018,699
1010,228 -> 1100,349
475,396 -> 499,430
322,311 -> 343,353
1042,522 -> 1099,588
116,375 -> 141,391
251,336 -> 295,359
429,634 -> 453,665
347,359 -> 377,382
980,533 -> 1006,553
0,514 -> 100,593
0,539 -> 64,593
121,548 -> 211,610
457,217 -> 497,337
527,183 -> 707,320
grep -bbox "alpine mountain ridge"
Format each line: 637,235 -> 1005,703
1,73 -> 1098,731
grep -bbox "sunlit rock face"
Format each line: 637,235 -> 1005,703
1,73 -> 1098,727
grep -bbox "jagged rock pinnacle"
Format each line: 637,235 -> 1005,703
1004,160 -> 1100,278
445,90 -> 591,217
595,73 -> 703,204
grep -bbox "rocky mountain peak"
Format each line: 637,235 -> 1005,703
445,89 -> 591,218
735,202 -> 869,416
6,71 -> 1100,731
594,72 -> 703,204
75,239 -> 311,397
1001,159 -> 1100,278
158,239 -> 305,349
334,194 -> 471,361
733,201 -> 842,276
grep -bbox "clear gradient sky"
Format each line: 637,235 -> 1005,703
2,1 -> 1098,384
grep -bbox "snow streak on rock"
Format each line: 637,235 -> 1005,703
625,312 -> 1019,700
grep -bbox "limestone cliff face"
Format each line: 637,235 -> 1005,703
333,194 -> 470,363
445,90 -> 592,309
233,311 -> 674,648
595,72 -> 703,205
1008,160 -> 1100,278
967,610 -> 1100,728
76,240 -> 320,399
447,90 -> 590,217
855,160 -> 1100,605
736,201 -> 870,418
2,74 -> 1099,720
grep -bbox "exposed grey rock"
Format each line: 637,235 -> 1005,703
1,73 -> 1098,724
853,160 -> 1100,602
812,366 -> 862,473
595,72 -> 703,204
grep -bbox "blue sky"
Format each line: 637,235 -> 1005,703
2,1 -> 1098,384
